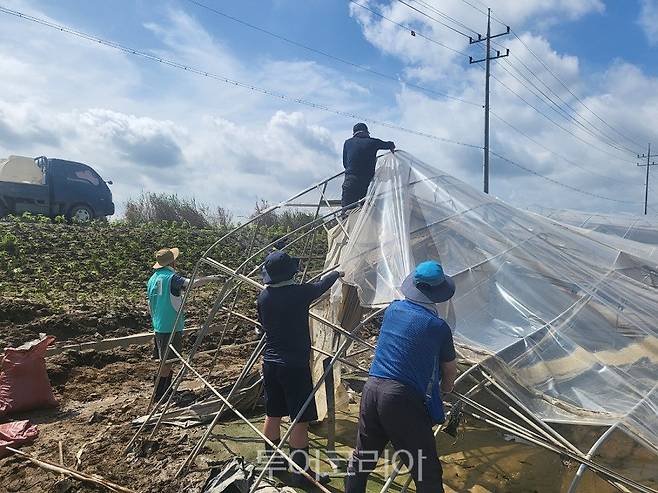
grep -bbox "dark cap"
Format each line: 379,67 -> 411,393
262,251 -> 300,284
353,122 -> 369,135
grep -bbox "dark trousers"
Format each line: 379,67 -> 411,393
345,377 -> 444,493
341,174 -> 372,208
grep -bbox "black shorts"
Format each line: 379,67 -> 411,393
152,331 -> 183,362
262,361 -> 318,423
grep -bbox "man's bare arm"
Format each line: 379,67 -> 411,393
440,359 -> 457,394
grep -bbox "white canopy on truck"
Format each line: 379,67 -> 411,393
0,155 -> 43,184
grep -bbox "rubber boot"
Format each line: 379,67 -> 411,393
154,374 -> 168,402
289,447 -> 331,487
263,439 -> 287,477
158,374 -> 173,402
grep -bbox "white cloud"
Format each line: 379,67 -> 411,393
638,0 -> 658,45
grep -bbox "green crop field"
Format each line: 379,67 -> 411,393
0,214 -> 328,349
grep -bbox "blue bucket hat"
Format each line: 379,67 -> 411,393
401,260 -> 455,304
262,251 -> 300,285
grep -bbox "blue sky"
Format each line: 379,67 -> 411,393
1,0 -> 658,217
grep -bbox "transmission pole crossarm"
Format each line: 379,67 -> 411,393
469,49 -> 509,64
469,25 -> 510,44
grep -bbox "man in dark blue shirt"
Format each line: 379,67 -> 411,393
345,260 -> 458,493
257,250 -> 342,486
342,123 -> 395,208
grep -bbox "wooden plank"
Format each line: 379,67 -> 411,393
46,326 -> 201,356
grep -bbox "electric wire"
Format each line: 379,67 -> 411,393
489,68 -> 638,165
183,0 -> 480,106
503,53 -> 637,154
490,110 -> 638,187
0,5 -> 482,150
509,29 -> 645,150
490,151 -> 639,204
349,0 -> 639,184
495,56 -> 636,155
357,0 -> 640,202
409,0 -> 480,37
0,5 -> 637,206
459,0 -> 644,150
391,0 -> 472,38
454,16 -> 639,160
348,0 -> 470,57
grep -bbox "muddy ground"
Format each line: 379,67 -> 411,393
1,305 -> 657,493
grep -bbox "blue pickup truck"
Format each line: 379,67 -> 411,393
0,155 -> 114,221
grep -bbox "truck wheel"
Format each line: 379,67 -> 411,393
70,205 -> 94,222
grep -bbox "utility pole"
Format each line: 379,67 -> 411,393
637,143 -> 658,215
469,9 -> 510,194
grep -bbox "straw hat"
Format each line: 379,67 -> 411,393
153,247 -> 180,269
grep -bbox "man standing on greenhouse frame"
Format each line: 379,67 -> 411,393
342,122 -> 395,209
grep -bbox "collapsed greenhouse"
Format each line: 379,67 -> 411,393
129,151 -> 658,493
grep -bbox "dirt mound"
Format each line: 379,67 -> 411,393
0,299 -> 151,349
0,298 -> 52,324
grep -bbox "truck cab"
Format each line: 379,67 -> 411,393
0,156 -> 114,221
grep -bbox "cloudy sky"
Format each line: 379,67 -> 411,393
1,0 -> 658,218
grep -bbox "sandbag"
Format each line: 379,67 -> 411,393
0,420 -> 39,458
0,336 -> 57,417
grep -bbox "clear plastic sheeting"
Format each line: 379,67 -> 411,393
339,151 -> 658,453
539,208 -> 658,248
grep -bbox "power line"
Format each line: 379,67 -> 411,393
0,5 -> 482,150
467,39 -> 637,158
496,57 -> 636,155
489,70 -> 638,165
348,0 -> 470,57
509,29 -> 645,150
370,0 -> 638,193
491,150 -> 639,205
349,0 -> 631,188
183,0 -> 480,106
457,1 -> 644,152
392,0 -> 473,38
409,0 -> 480,36
499,54 -> 640,155
490,110 -> 638,187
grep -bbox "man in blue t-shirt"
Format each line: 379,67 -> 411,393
257,250 -> 343,487
345,260 -> 458,493
341,123 -> 395,208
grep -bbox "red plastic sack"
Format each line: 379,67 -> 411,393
0,336 -> 57,417
0,420 -> 39,458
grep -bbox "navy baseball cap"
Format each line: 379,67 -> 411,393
262,251 -> 300,285
401,260 -> 455,304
